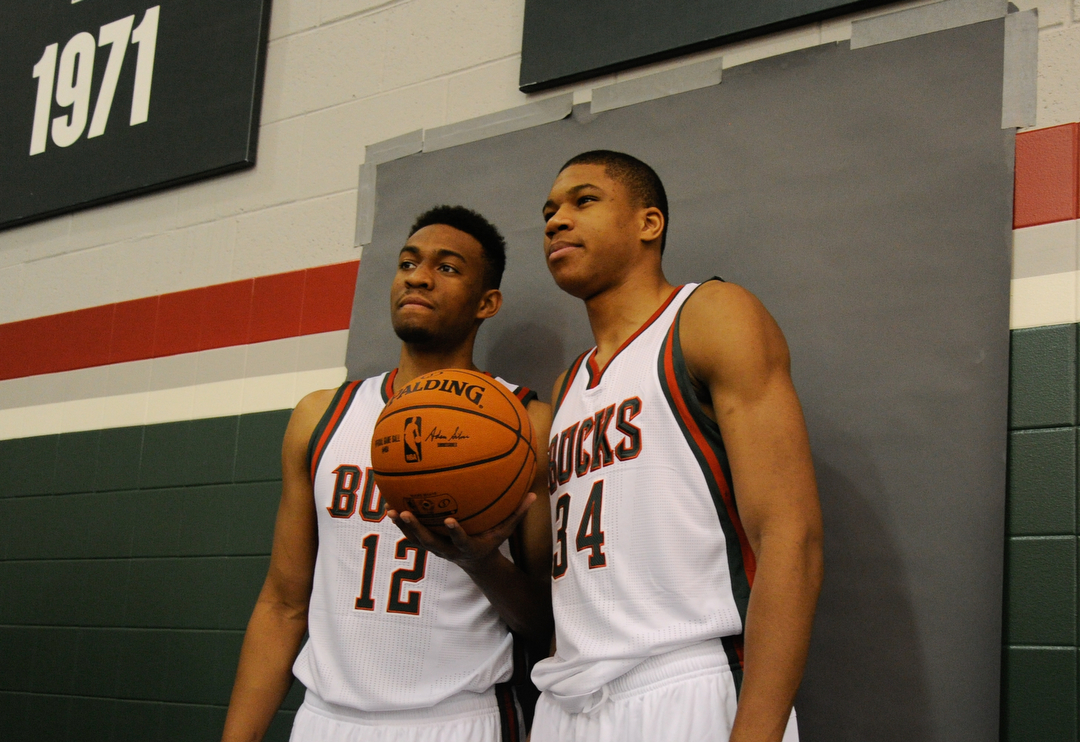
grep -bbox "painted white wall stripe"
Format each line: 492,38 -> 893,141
0,366 -> 348,441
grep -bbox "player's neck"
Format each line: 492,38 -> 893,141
585,268 -> 676,370
394,339 -> 480,391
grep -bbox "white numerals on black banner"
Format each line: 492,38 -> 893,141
29,6 -> 160,156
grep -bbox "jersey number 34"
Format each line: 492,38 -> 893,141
552,479 -> 606,578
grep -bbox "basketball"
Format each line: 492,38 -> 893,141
370,369 -> 537,535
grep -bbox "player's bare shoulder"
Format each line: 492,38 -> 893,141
679,280 -> 791,386
286,388 -> 339,448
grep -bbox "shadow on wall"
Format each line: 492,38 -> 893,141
482,321 -> 567,402
797,423 -> 932,742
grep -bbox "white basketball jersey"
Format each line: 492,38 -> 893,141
293,370 -> 536,712
531,283 -> 755,705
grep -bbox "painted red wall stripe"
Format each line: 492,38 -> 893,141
301,262 -> 359,336
1014,123 -> 1080,229
0,261 -> 359,382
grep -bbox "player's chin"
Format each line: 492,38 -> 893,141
392,319 -> 438,345
549,267 -> 597,300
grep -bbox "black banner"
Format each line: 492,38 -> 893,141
519,0 -> 895,91
0,0 -> 271,229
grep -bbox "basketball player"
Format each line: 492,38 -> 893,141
530,151 -> 823,742
221,206 -> 553,742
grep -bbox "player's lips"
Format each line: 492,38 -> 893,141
397,295 -> 435,310
547,241 -> 582,261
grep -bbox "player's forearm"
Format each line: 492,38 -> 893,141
221,601 -> 309,742
461,551 -> 553,641
729,525 -> 823,742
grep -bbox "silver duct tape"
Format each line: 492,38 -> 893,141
851,0 -> 1007,49
590,58 -> 722,114
1001,9 -> 1038,129
422,94 -> 574,152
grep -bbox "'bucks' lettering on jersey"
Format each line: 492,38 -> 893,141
531,283 -> 755,707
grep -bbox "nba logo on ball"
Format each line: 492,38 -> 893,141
371,369 -> 537,535
403,417 -> 422,463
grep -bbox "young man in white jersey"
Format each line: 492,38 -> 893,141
530,151 -> 824,742
221,206 -> 553,742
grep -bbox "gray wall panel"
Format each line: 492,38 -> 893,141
348,20 -> 1012,740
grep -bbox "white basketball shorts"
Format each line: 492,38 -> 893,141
288,685 -> 524,742
530,639 -> 799,742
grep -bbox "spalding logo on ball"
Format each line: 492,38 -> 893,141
371,369 -> 537,535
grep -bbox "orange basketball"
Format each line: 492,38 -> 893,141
371,369 -> 537,535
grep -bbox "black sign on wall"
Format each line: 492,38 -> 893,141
0,0 -> 272,230
519,0 -> 895,91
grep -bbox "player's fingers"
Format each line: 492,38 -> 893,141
444,519 -> 474,550
393,511 -> 438,548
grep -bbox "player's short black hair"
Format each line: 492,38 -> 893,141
409,205 -> 507,290
560,150 -> 670,253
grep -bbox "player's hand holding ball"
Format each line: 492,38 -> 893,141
371,369 -> 538,569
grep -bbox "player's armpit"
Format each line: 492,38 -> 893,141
221,389 -> 332,742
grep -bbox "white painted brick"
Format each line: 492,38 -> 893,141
232,192 -> 358,278
68,190 -> 179,253
0,264 -> 23,324
102,391 -> 149,429
145,385 -> 196,424
0,407 -> 26,441
19,247 -> 116,319
260,37 -> 296,124
0,215 -> 71,268
722,24 -> 822,69
61,396 -> 105,434
298,79 -> 446,198
1010,271 -> 1079,327
242,372 -> 297,413
263,13 -> 388,122
175,117 -> 305,226
21,402 -> 64,438
269,0 -> 323,39
1074,0 -> 1080,23
193,378 -> 245,419
382,0 -> 524,90
1014,0 -> 1066,28
446,57 -> 532,123
1036,24 -> 1080,128
294,367 -> 348,404
321,0 -> 392,24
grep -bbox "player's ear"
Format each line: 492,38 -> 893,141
476,288 -> 502,321
641,206 -> 664,246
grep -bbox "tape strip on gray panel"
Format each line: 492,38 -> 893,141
422,94 -> 573,153
1001,9 -> 1038,129
355,162 -> 377,247
851,0 -> 1007,49
590,58 -> 722,114
366,129 -> 424,165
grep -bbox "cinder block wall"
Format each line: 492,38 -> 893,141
2,0 -> 1080,739
1006,325 -> 1079,741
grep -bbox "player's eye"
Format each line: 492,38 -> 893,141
577,195 -> 596,206
438,264 -> 459,273
399,260 -> 415,270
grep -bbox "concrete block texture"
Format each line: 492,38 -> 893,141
1008,427 -> 1077,535
1037,23 -> 1080,129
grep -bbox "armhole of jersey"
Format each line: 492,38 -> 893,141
657,280 -> 755,662
515,387 -> 539,407
552,351 -> 590,417
307,380 -> 363,484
